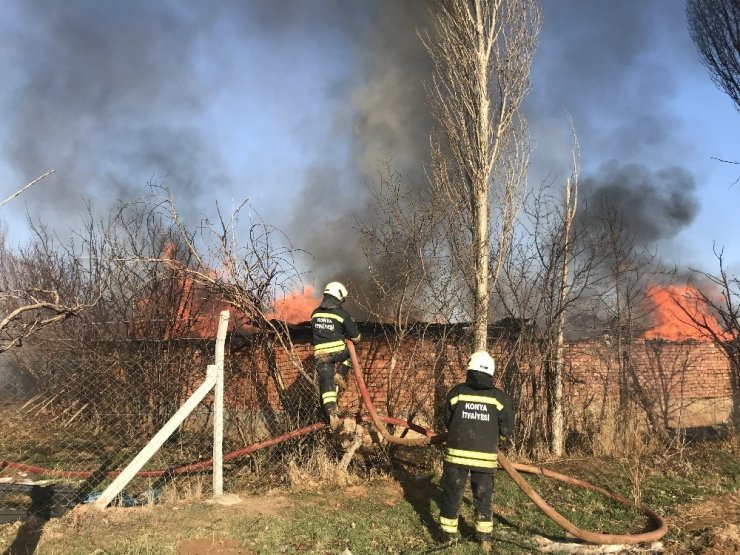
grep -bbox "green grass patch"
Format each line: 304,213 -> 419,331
1,410 -> 738,553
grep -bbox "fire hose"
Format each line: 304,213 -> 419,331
347,341 -> 667,545
0,423 -> 326,479
1,343 -> 667,545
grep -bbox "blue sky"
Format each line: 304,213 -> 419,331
0,1 -> 738,288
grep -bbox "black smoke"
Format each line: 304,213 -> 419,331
3,2 -> 226,224
527,0 -> 695,167
283,2 -> 434,304
1,0 -> 709,306
524,0 -> 706,268
578,161 -> 699,243
2,1 -> 433,295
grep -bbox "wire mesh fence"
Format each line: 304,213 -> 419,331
0,307 -> 541,524
0,311 -> 334,522
3,303 -> 736,526
0,312 -> 600,522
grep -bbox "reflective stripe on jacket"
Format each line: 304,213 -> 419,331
310,296 -> 360,360
443,370 -> 513,474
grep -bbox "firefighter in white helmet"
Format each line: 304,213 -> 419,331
310,281 -> 361,430
437,350 -> 513,552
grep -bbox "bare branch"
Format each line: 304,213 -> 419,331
0,170 -> 56,208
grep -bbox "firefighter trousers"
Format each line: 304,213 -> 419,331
439,464 -> 495,540
316,356 -> 351,418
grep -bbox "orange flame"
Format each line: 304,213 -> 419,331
644,284 -> 725,341
142,243 -> 318,335
136,241 -> 236,339
269,286 -> 319,324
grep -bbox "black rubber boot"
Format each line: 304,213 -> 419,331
436,530 -> 458,545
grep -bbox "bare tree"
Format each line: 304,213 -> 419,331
681,246 -> 740,424
0,171 -> 95,353
495,166 -> 609,455
595,203 -> 673,445
356,164 -> 462,425
424,0 -> 541,351
22,188 -> 317,441
0,224 -> 102,354
687,0 -> 740,113
547,129 -> 581,456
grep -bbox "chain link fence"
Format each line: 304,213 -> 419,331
0,310 -> 333,523
1,305 -> 532,525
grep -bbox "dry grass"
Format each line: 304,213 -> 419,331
0,431 -> 737,554
286,445 -> 360,490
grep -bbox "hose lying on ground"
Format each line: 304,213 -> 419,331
347,340 -> 667,546
1,343 -> 667,545
0,423 -> 325,479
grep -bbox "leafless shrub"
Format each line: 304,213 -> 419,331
682,247 -> 740,425
6,187 -> 320,467
0,222 -> 102,354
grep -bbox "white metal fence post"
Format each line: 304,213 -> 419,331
213,310 -> 229,497
93,365 -> 218,509
93,311 -> 231,510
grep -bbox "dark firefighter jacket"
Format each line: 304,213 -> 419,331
310,295 -> 361,362
443,370 -> 513,473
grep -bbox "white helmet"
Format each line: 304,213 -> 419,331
467,351 -> 495,376
324,281 -> 348,302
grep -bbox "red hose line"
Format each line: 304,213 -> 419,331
372,415 -> 439,439
499,457 -> 668,544
0,422 -> 325,479
347,342 -> 437,447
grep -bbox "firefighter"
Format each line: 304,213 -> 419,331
438,350 -> 513,552
310,281 -> 361,430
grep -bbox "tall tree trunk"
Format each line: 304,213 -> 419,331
551,175 -> 577,456
474,181 -> 491,351
424,0 -> 540,353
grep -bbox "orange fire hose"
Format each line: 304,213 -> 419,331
1,342 -> 667,544
347,341 -> 667,545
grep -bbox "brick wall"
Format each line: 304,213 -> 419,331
564,339 -> 735,427
225,325 -> 737,429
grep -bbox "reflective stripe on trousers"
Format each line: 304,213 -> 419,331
316,362 -> 337,417
439,464 -> 495,540
439,515 -> 458,534
475,520 -> 493,534
321,391 -> 337,405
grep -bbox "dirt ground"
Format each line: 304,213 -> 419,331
0,490 -> 296,555
665,491 -> 740,554
1,479 -> 738,554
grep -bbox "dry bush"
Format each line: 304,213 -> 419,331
160,473 -> 210,503
282,431 -> 371,490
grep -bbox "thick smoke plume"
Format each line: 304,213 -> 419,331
528,1 -> 702,245
283,2 -> 433,302
3,2 -> 225,224
578,162 -> 699,243
2,1 -> 432,302
1,1 -> 708,313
